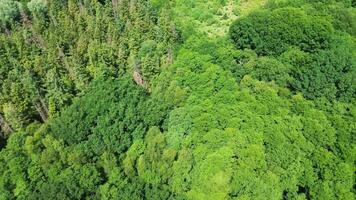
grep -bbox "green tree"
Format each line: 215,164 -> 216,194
0,0 -> 21,28
27,0 -> 47,14
229,7 -> 334,56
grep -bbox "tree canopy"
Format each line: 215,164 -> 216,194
0,0 -> 355,199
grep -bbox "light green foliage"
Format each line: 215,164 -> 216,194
0,0 -> 20,26
0,0 -> 355,199
0,0 -> 177,130
0,77 -> 166,199
138,40 -> 161,80
235,55 -> 293,87
27,0 -> 47,14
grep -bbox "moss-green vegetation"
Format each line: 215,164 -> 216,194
0,0 -> 355,199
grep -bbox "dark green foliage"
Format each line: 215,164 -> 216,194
50,77 -> 149,154
229,7 -> 334,56
0,0 -> 355,200
331,7 -> 356,36
0,0 -> 178,131
266,0 -> 356,36
281,36 -> 356,100
229,4 -> 355,102
0,77 -> 162,199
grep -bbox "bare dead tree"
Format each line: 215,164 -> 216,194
34,98 -> 49,122
20,9 -> 31,26
58,46 -> 76,81
79,1 -> 86,15
0,114 -> 13,138
112,0 -> 119,9
167,47 -> 174,65
133,70 -> 145,87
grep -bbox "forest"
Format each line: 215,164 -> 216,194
0,0 -> 355,199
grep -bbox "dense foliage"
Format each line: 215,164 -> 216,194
229,2 -> 355,101
0,0 -> 21,27
0,0 -> 355,200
